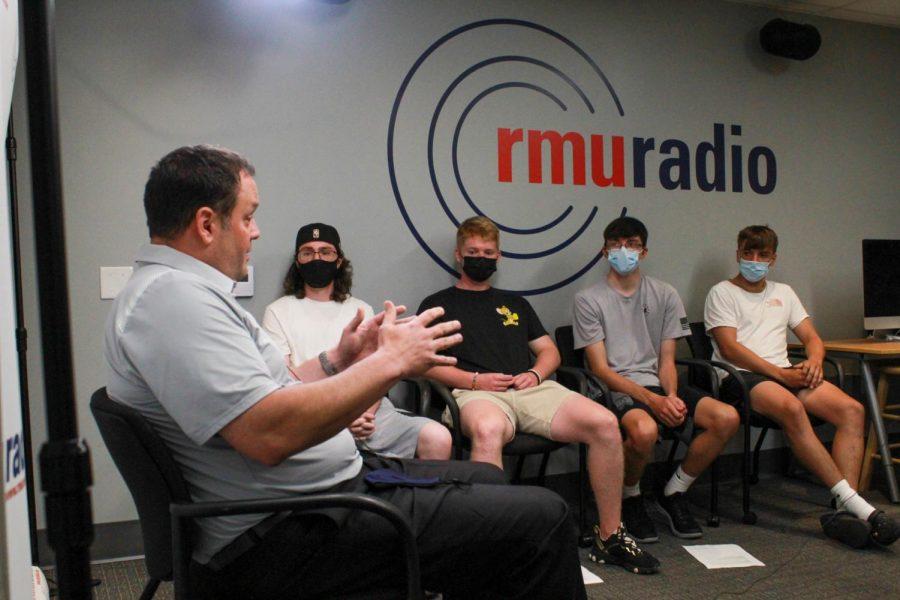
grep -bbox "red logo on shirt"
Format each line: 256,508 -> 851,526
765,298 -> 783,308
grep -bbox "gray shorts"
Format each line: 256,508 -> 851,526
356,398 -> 432,459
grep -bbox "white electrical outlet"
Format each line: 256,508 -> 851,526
234,265 -> 254,297
100,266 -> 133,299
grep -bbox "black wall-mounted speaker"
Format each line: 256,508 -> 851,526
760,18 -> 821,60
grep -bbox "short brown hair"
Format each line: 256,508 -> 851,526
737,225 -> 778,253
456,216 -> 500,248
144,145 -> 255,239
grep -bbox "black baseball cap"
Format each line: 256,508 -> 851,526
295,223 -> 341,252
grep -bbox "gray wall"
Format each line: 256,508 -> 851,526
11,0 -> 900,529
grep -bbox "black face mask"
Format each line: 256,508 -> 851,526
299,260 -> 339,288
462,256 -> 497,282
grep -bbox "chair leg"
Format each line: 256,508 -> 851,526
512,455 -> 526,484
578,443 -> 593,547
707,457 -> 720,527
139,578 -> 161,600
742,419 -> 757,524
751,428 -> 768,484
537,452 -> 551,486
666,438 -> 679,470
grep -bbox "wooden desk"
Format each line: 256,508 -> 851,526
791,339 -> 900,502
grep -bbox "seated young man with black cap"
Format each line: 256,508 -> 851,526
419,216 -> 660,575
573,216 -> 739,543
263,222 -> 451,460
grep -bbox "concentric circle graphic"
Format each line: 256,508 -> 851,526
388,19 -> 626,295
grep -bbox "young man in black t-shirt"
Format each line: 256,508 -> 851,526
419,216 -> 660,575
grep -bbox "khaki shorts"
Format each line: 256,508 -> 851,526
445,380 -> 575,439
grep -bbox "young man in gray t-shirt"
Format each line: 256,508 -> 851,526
573,217 -> 739,543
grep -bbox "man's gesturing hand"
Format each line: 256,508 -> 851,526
378,302 -> 461,378
333,306 -> 404,371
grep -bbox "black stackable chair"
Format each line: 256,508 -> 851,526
684,322 -> 844,525
555,325 -> 721,527
90,387 -> 422,600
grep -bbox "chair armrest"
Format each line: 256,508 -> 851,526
555,366 -> 589,396
675,358 -> 721,397
425,379 -> 464,458
787,351 -> 845,390
171,493 -> 422,600
705,360 -> 752,423
557,366 -> 613,410
401,378 -> 432,417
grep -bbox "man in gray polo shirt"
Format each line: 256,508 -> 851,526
104,145 -> 586,599
573,216 -> 739,544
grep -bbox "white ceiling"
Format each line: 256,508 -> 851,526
727,0 -> 900,28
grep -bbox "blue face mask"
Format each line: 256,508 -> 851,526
608,247 -> 640,275
739,259 -> 770,283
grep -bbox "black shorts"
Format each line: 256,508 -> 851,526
612,384 -> 707,422
719,371 -> 797,406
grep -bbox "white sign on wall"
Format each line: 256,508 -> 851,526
1,1 -> 35,599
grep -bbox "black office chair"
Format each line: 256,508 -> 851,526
90,388 -> 422,600
684,322 -> 844,525
554,325 -> 721,527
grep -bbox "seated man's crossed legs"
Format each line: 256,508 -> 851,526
453,381 -> 660,574
616,386 -> 739,542
725,374 -> 898,547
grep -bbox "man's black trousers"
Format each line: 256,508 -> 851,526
193,455 -> 587,599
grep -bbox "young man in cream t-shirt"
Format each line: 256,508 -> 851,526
705,225 -> 898,548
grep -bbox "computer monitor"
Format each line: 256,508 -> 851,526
862,239 -> 900,337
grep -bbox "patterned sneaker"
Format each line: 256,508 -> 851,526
621,495 -> 658,543
589,524 -> 660,575
868,510 -> 900,546
657,492 -> 703,539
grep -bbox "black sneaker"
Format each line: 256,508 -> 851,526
621,495 -> 658,543
820,511 -> 871,549
589,524 -> 660,575
657,492 -> 702,539
868,510 -> 900,546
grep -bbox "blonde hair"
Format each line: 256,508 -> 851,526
456,216 -> 500,248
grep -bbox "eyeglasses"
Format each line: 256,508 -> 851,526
605,240 -> 643,251
298,248 -> 338,262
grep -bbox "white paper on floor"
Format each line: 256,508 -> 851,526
682,544 -> 765,569
581,566 -> 603,584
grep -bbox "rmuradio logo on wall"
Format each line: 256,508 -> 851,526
388,19 -> 776,295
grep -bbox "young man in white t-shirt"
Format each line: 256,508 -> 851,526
262,223 -> 451,459
705,225 -> 898,548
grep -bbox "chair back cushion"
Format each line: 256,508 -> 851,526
90,387 -> 191,581
554,326 -> 585,369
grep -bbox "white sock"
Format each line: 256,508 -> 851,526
664,465 -> 697,497
831,479 -> 876,520
623,483 -> 641,499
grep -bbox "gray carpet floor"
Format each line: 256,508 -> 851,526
45,475 -> 899,599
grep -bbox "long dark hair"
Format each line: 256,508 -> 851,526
281,248 -> 353,302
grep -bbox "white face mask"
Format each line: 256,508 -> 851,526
608,247 -> 640,275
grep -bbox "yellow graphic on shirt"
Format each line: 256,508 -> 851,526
496,306 -> 519,326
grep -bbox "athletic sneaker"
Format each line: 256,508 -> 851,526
868,510 -> 900,546
589,524 -> 660,575
820,511 -> 871,549
621,495 -> 658,543
657,492 -> 702,539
